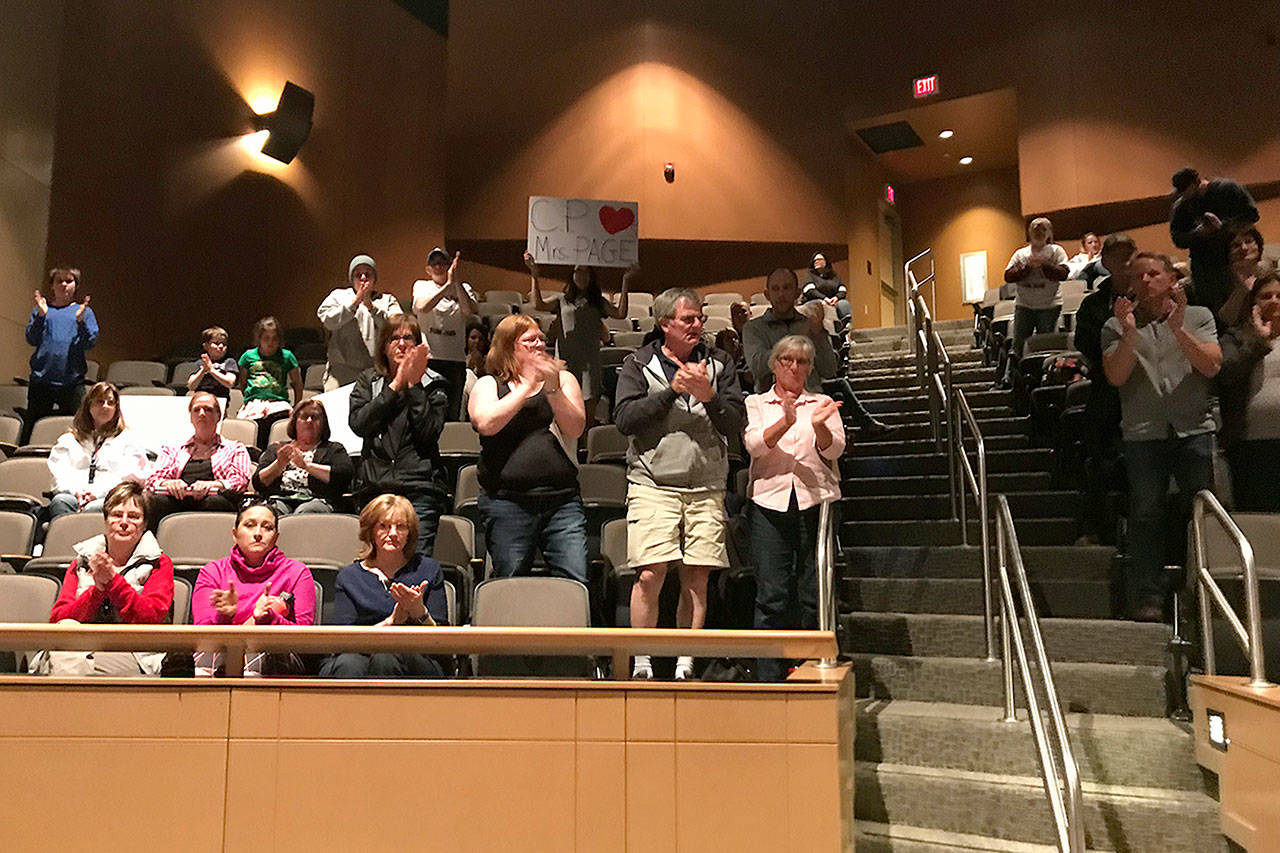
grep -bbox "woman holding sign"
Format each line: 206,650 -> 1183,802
525,251 -> 637,425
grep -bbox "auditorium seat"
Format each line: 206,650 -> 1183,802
0,458 -> 55,512
452,464 -> 482,550
0,385 -> 28,420
0,574 -> 58,672
310,569 -> 334,624
484,290 -> 525,306
0,510 -> 38,572
434,513 -> 481,622
27,415 -> 73,448
633,316 -> 655,333
0,415 -> 23,455
471,576 -> 595,677
438,422 -> 481,499
156,511 -> 234,567
172,577 -> 192,624
303,363 -> 326,391
168,360 -> 201,392
120,386 -> 176,396
584,424 -> 628,465
24,512 -> 103,575
225,389 -> 244,419
266,418 -> 290,447
704,317 -> 733,334
612,331 -> 645,349
105,360 -> 167,388
599,347 -> 634,368
476,302 -> 516,319
83,360 -> 100,383
276,513 -> 360,567
219,418 -> 259,451
703,292 -> 743,306
704,304 -> 734,320
604,317 -> 633,333
749,293 -> 769,305
577,463 -> 627,559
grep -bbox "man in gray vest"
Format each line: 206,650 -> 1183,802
614,288 -> 746,679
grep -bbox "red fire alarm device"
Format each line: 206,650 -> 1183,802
913,75 -> 939,99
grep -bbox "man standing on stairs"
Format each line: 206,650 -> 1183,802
1102,252 -> 1221,622
614,288 -> 746,679
743,267 -> 891,437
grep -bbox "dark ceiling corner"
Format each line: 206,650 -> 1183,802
392,0 -> 448,37
856,121 -> 923,155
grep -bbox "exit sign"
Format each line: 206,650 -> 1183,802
885,184 -> 896,205
913,74 -> 939,98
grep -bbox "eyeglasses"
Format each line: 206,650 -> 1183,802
672,314 -> 707,326
388,333 -> 417,343
775,356 -> 811,367
296,412 -> 323,422
519,336 -> 547,347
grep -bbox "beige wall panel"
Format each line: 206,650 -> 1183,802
0,738 -> 226,853
786,693 -> 840,744
228,685 -> 281,738
626,690 -> 676,741
674,690 -> 788,743
576,689 -> 626,741
625,741 -> 677,852
575,741 -> 627,853
222,740 -> 279,852
1220,743 -> 1280,850
0,685 -> 228,738
787,742 -> 848,852
674,742 -> 790,849
272,688 -> 576,741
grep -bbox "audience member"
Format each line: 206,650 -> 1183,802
412,248 -> 476,421
236,316 -> 304,447
1067,232 -> 1101,279
714,327 -> 753,392
744,335 -> 845,681
614,288 -> 746,679
24,267 -> 98,444
252,399 -> 354,515
801,252 -> 851,327
320,494 -> 449,678
1170,167 -> 1259,317
743,267 -> 889,436
317,254 -> 404,389
526,252 -> 638,425
468,314 -> 588,583
145,391 -> 251,520
349,315 -> 449,554
31,482 -> 173,676
462,319 -> 490,418
1216,225 -> 1267,329
47,381 -> 149,520
185,326 -> 238,400
730,301 -> 751,337
1102,253 -> 1220,622
1218,270 -> 1280,511
1072,234 -> 1137,544
192,501 -> 315,676
999,217 -> 1069,387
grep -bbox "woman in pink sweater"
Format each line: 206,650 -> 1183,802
192,501 -> 315,675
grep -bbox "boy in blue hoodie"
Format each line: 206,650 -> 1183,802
24,267 -> 98,443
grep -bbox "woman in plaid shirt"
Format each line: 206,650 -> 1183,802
144,391 -> 252,523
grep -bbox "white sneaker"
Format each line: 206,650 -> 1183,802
632,654 -> 653,679
674,656 -> 695,680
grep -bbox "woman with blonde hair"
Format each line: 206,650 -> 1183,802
320,494 -> 449,678
468,314 -> 588,583
47,381 -> 149,520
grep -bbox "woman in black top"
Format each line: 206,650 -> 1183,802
252,398 -> 354,514
801,252 -> 851,328
349,316 -> 450,554
467,314 -> 588,583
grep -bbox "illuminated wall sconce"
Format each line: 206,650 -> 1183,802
253,81 -> 314,164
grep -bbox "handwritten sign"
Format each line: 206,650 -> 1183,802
527,196 -> 639,268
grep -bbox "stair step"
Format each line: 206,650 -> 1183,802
839,517 -> 1079,547
851,416 -> 1030,442
839,491 -> 1078,521
841,471 -> 1050,497
849,653 -> 1168,716
855,821 -> 1055,853
874,405 -> 1014,426
845,434 -> 1031,457
855,762 -> 1225,852
837,576 -> 1110,617
843,613 -> 1168,664
855,700 -> 1208,792
848,351 -> 985,373
840,545 -> 1117,581
841,448 -> 1054,478
849,370 -> 994,393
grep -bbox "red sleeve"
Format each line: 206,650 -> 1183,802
106,556 -> 174,624
48,560 -> 103,623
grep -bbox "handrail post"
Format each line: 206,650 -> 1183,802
978,434 -> 993,661
816,500 -> 839,669
946,360 -> 957,521
998,509 -> 1016,722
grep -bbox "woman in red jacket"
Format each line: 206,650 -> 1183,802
34,480 -> 174,675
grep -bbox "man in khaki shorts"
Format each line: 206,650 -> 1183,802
613,288 -> 746,679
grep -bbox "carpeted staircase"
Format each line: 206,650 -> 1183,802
839,320 -> 1225,852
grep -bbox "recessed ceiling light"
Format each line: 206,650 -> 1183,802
938,129 -> 954,139
959,156 -> 974,165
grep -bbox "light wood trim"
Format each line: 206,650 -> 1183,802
0,623 -> 836,662
1190,674 -> 1280,710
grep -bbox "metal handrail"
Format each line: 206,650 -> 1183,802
906,248 -> 937,323
1191,490 -> 1273,687
816,499 -> 839,668
954,388 -> 994,660
995,495 -> 1086,853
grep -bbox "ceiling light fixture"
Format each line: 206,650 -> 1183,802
938,129 -> 954,139
959,156 -> 974,165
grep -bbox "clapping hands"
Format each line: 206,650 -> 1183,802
393,343 -> 431,389
87,550 -> 118,590
671,359 -> 714,402
1114,295 -> 1138,336
389,581 -> 433,625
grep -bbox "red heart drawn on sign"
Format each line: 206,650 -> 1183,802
598,206 -> 635,235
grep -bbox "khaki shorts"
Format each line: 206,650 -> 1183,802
625,483 -> 729,569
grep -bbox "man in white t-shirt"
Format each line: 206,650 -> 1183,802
316,254 -> 404,389
999,217 -> 1070,387
412,247 -> 477,420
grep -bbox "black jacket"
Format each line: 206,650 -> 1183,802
348,368 -> 449,498
251,439 -> 354,505
1217,324 -> 1272,447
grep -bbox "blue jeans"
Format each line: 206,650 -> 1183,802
751,495 -> 819,681
48,493 -> 104,520
478,492 -> 588,584
1123,433 -> 1214,611
409,491 -> 442,557
1003,305 -> 1061,383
